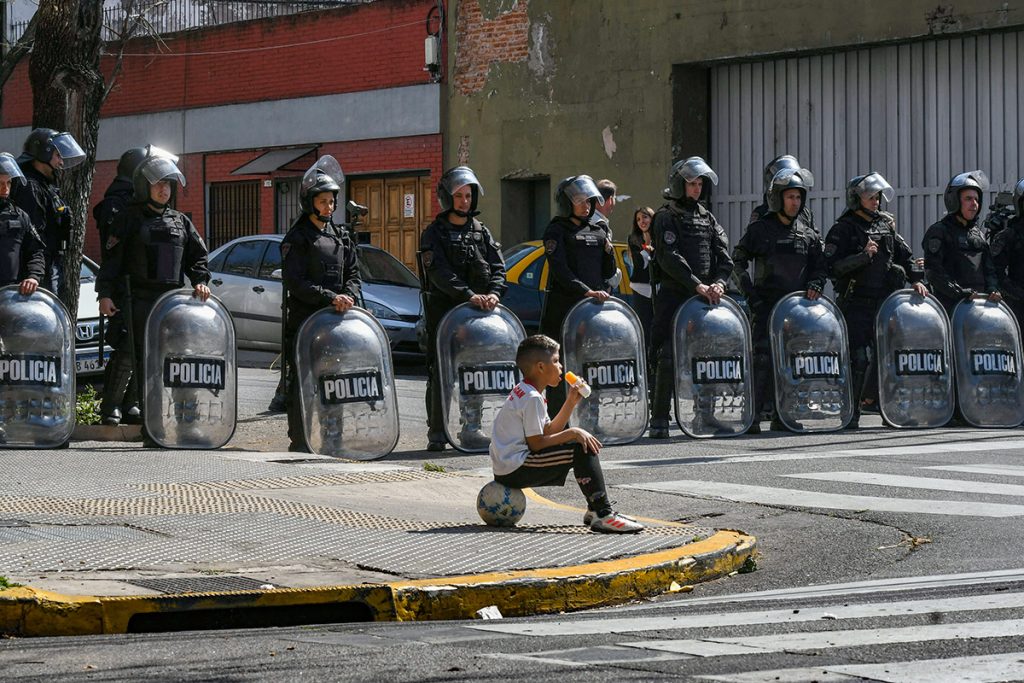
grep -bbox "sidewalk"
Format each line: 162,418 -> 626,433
0,368 -> 755,636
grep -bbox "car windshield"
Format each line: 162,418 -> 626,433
502,243 -> 536,268
358,247 -> 420,288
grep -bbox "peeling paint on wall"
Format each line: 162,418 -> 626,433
458,135 -> 471,165
528,21 -> 551,78
454,0 -> 531,96
602,126 -> 617,159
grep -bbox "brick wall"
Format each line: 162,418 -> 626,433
3,0 -> 435,125
453,0 -> 530,96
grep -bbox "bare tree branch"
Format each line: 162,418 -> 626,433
0,12 -> 39,92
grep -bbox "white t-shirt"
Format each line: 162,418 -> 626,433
489,380 -> 550,476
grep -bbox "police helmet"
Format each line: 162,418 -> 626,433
116,147 -> 149,181
664,156 -> 718,202
846,172 -> 895,212
299,155 -> 344,216
943,170 -> 989,214
436,166 -> 483,214
0,153 -> 26,190
766,167 -> 815,214
1013,178 -> 1024,217
132,146 -> 186,204
20,128 -> 86,169
555,175 -> 601,218
763,155 -> 801,194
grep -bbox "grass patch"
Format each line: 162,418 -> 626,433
423,462 -> 446,473
76,384 -> 103,425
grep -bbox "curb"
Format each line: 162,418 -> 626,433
0,529 -> 755,637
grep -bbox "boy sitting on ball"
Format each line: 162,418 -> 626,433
488,334 -> 644,533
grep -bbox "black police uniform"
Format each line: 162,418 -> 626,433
922,213 -> 998,316
281,215 -> 361,450
825,209 -> 920,422
734,212 -> 826,423
649,198 -> 733,429
13,163 -> 69,292
420,213 -> 506,445
539,215 -> 615,418
93,177 -> 138,424
990,216 -> 1024,323
96,204 -> 210,442
748,202 -> 816,232
0,199 -> 45,287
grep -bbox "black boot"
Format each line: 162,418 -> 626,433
121,374 -> 141,424
649,358 -> 674,439
101,351 -> 133,426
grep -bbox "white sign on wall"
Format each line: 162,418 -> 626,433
403,194 -> 415,218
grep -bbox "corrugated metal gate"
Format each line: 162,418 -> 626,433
710,30 -> 1024,254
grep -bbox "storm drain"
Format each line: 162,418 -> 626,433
0,523 -> 159,543
125,576 -> 282,594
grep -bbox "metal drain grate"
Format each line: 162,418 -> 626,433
0,523 -> 159,543
125,576 -> 281,594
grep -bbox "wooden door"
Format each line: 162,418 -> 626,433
349,175 -> 429,272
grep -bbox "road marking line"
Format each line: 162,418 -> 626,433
784,471 -> 1024,496
467,591 -> 1024,636
696,652 -> 1024,683
925,464 -> 1024,478
626,617 -> 1024,656
620,480 -> 1024,517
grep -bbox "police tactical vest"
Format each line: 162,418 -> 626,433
0,205 -> 33,285
127,210 -> 189,289
437,218 -> 493,294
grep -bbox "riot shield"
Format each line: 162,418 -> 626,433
144,291 -> 237,448
875,289 -> 954,428
0,286 -> 74,448
561,297 -> 647,444
951,297 -> 1024,428
673,295 -> 754,437
295,307 -> 399,459
769,292 -> 853,432
437,303 -> 526,453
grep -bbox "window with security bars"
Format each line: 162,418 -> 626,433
208,181 -> 260,250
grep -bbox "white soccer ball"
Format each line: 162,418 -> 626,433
476,481 -> 526,527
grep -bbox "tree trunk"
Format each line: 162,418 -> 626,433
27,0 -> 104,323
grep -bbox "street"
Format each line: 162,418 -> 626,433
5,364 -> 1024,681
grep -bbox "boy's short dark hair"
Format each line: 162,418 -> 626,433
597,179 -> 617,200
516,334 -> 559,373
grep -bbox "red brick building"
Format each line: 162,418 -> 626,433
0,0 -> 443,271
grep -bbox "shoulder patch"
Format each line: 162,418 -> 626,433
991,238 -> 1004,257
544,239 -> 557,254
927,237 -> 943,254
823,243 -> 837,258
422,250 -> 434,268
105,236 -> 119,251
663,230 -> 677,245
281,243 -> 291,259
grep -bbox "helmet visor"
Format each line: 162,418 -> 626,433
854,172 -> 894,203
0,153 -> 26,186
441,166 -> 483,197
139,157 -> 186,187
677,157 -> 719,185
771,167 -> 815,190
51,133 -> 86,169
562,175 -> 601,204
951,170 -> 990,193
301,155 -> 345,198
146,145 -> 179,163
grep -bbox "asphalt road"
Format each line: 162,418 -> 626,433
9,362 -> 1024,681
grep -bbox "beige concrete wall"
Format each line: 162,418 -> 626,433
445,0 -> 1022,242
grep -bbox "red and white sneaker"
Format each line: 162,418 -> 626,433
590,511 -> 644,534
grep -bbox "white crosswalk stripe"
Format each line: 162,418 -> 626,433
783,470 -> 1024,496
475,584 -> 1024,681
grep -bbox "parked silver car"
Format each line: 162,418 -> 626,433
75,256 -> 110,376
207,234 -> 423,355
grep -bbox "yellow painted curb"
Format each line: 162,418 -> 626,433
0,527 -> 754,637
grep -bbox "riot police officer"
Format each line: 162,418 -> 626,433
0,153 -> 44,295
826,172 -> 928,428
649,157 -> 733,439
420,166 -> 506,451
748,155 -> 817,230
922,170 -> 1000,316
97,149 -> 211,447
734,166 -> 825,433
14,128 -> 85,292
540,175 -> 616,420
93,146 -> 150,426
281,156 -> 361,453
990,178 -> 1024,324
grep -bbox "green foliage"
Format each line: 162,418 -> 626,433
76,384 -> 103,426
0,576 -> 21,590
737,555 -> 759,574
423,462 -> 446,473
